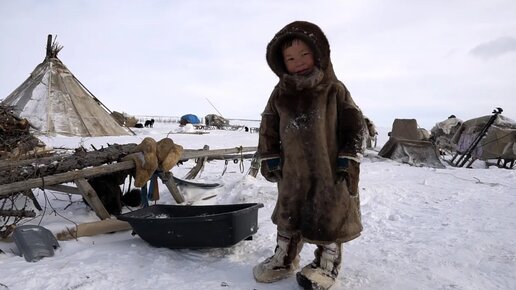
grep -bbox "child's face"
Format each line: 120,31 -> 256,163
282,39 -> 315,75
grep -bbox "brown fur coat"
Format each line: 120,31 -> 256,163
258,21 -> 365,244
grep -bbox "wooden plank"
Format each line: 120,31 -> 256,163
56,218 -> 132,241
75,178 -> 111,220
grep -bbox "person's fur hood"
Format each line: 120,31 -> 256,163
266,21 -> 337,82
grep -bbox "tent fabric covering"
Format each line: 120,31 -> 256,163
179,114 -> 201,126
390,119 -> 419,140
451,115 -> 516,160
379,138 -> 445,168
1,50 -> 132,137
379,119 -> 444,168
204,114 -> 229,129
430,116 -> 463,153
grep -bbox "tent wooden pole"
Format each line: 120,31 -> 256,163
46,35 -> 52,58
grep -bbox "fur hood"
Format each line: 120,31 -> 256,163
266,21 -> 336,82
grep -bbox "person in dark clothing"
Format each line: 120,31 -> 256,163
254,21 -> 365,290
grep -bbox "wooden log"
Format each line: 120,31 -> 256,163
75,178 -> 111,220
0,161 -> 135,197
157,171 -> 185,204
0,143 -> 138,185
184,145 -> 209,179
56,218 -> 132,241
0,145 -> 256,185
0,145 -> 256,172
0,153 -> 68,171
0,209 -> 36,218
0,146 -> 258,196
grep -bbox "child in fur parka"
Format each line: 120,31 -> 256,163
254,21 -> 365,290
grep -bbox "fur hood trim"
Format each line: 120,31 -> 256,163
266,21 -> 331,78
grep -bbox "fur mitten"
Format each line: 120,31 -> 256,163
122,137 -> 158,187
156,138 -> 184,171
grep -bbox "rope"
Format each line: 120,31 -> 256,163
236,146 -> 245,173
222,160 -> 229,176
239,151 -> 245,173
474,131 -> 514,147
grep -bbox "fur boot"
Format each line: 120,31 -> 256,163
296,243 -> 342,290
253,231 -> 303,283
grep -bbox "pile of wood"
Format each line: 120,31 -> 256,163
0,105 -> 46,237
0,105 -> 46,160
0,141 -> 142,238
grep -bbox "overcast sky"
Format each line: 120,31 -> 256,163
1,0 -> 515,128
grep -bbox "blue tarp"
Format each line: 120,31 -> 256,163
180,114 -> 201,125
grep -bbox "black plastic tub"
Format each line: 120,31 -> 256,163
117,203 -> 264,249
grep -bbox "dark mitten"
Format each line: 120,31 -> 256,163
336,157 -> 350,184
261,157 -> 282,182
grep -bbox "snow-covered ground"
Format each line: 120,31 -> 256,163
0,122 -> 514,290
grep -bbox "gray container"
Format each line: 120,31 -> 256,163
12,225 -> 60,262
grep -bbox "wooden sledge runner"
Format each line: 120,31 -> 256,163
173,176 -> 222,188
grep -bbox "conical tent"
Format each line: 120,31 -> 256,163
1,35 -> 133,137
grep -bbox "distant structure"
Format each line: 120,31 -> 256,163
179,114 -> 201,126
1,35 -> 133,137
379,118 -> 444,168
205,114 -> 229,129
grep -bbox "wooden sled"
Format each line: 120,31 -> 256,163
0,145 -> 257,223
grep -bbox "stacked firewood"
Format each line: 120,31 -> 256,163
0,105 -> 46,160
0,105 -> 45,238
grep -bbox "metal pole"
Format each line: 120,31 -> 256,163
206,98 -> 224,117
